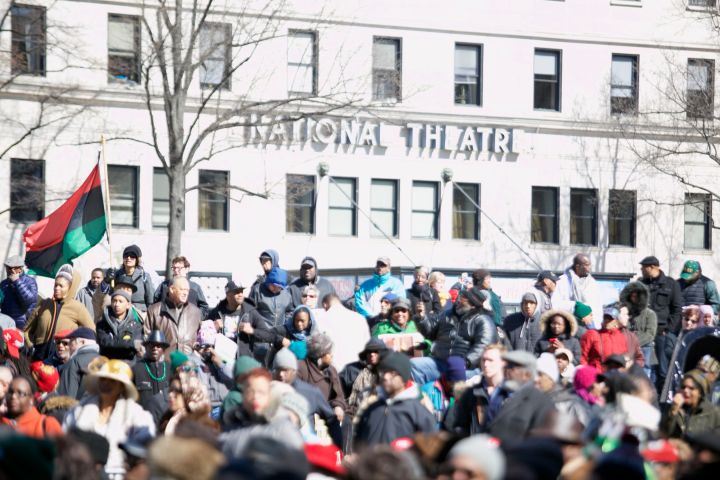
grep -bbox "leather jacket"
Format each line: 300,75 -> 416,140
144,298 -> 202,354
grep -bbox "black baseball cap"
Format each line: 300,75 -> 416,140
537,270 -> 559,283
225,280 -> 244,293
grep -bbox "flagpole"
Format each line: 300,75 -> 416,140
99,135 -> 115,270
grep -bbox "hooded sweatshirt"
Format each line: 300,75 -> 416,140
355,271 -> 406,319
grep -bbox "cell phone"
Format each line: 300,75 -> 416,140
550,337 -> 558,343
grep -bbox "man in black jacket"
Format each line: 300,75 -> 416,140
639,256 -> 683,388
208,280 -> 276,360
412,287 -> 497,385
132,330 -> 170,424
354,352 -> 436,447
288,257 -> 337,309
57,328 -> 100,400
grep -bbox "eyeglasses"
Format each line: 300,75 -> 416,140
685,319 -> 699,324
7,390 -> 31,398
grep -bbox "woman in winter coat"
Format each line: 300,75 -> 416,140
619,281 -> 658,370
160,371 -> 213,434
534,309 -> 581,364
297,333 -> 348,426
63,359 -> 155,479
270,306 -> 317,362
662,369 -> 720,438
25,265 -> 94,361
117,244 -> 155,313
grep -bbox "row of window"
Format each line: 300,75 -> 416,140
7,158 -> 713,250
287,174 -> 713,250
9,7 -> 715,118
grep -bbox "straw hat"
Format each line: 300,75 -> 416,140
84,359 -> 138,401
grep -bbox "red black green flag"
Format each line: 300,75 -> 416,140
23,164 -> 106,277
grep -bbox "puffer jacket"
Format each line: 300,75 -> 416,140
620,281 -> 658,357
417,307 -> 497,368
0,273 -> 38,328
534,309 -> 581,365
144,298 -> 202,354
406,283 -> 442,315
580,327 -> 643,371
117,265 -> 155,311
678,275 -> 720,313
96,306 -> 144,361
248,283 -> 293,328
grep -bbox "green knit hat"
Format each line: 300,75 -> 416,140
170,350 -> 190,372
574,301 -> 592,319
233,355 -> 261,378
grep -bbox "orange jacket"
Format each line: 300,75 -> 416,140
1,407 -> 63,438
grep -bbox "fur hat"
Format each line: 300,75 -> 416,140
539,309 -> 578,337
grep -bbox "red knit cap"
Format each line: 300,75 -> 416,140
30,362 -> 60,393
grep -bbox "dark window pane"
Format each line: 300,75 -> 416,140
608,190 -> 636,246
687,59 -> 714,119
453,183 -> 479,240
108,165 -> 138,228
531,187 -> 558,243
570,189 -> 597,245
534,50 -> 560,110
10,158 -> 44,223
198,170 -> 228,231
286,175 -> 315,233
11,5 -> 46,75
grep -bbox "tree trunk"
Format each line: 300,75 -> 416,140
165,160 -> 185,278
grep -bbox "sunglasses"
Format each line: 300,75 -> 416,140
179,365 -> 199,374
393,308 -> 409,313
55,340 -> 70,347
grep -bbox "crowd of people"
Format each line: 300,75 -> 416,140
0,246 -> 719,480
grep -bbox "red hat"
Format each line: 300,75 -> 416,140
30,362 -> 60,393
54,329 -> 74,340
3,329 -> 24,359
642,440 -> 679,464
303,443 -> 345,475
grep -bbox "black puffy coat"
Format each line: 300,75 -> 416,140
406,283 -> 442,315
417,307 -> 497,368
96,307 -> 144,362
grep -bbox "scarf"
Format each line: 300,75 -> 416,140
566,268 -> 594,303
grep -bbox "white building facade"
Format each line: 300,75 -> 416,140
1,0 -> 719,304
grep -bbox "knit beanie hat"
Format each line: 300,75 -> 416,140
444,356 -> 467,382
574,301 -> 592,319
574,365 -> 599,391
379,351 -> 412,382
536,352 -> 559,383
277,391 -> 310,428
273,348 -> 299,371
459,287 -> 487,309
448,435 -> 505,480
234,356 -> 261,378
170,350 -> 190,372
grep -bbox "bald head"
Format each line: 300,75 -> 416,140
169,276 -> 190,305
572,254 -> 591,278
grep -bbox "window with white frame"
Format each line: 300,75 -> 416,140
108,165 -> 139,228
108,15 -> 140,83
684,193 -> 712,250
372,37 -> 401,102
412,181 -> 439,239
534,49 -> 561,111
11,4 -> 45,75
199,23 -> 231,89
198,170 -> 229,231
287,31 -> 317,95
455,44 -> 482,105
687,59 -> 714,119
328,178 -> 357,236
453,183 -> 480,240
370,179 -> 398,238
611,54 -> 638,114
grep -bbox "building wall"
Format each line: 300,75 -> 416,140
1,0 -> 719,300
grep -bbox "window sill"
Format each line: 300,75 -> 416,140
607,245 -> 637,252
687,5 -> 717,13
533,108 -> 562,113
530,242 -> 562,249
454,102 -> 483,108
681,249 -> 714,255
371,98 -> 401,107
611,0 -> 642,7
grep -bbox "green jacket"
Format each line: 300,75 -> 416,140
371,320 -> 431,352
662,399 -> 720,438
